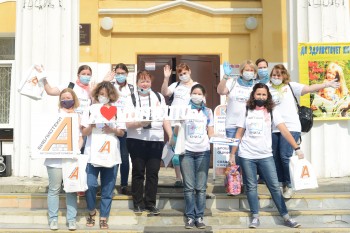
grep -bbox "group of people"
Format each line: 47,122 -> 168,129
40,58 -> 340,231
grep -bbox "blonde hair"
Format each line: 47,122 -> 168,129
271,64 -> 290,84
239,60 -> 257,74
325,62 -> 348,98
58,88 -> 80,109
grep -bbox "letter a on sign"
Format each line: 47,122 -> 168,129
99,141 -> 111,154
43,117 -> 73,151
69,167 -> 79,180
300,165 -> 310,178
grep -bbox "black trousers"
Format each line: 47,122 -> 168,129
127,138 -> 163,208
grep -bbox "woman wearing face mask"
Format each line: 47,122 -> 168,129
268,64 -> 339,199
174,84 -> 214,229
161,63 -> 199,187
104,63 -> 133,195
255,58 -> 270,84
43,65 -> 93,115
217,60 -> 257,167
81,81 -> 126,229
229,83 -> 303,229
45,88 -> 83,231
127,70 -> 172,215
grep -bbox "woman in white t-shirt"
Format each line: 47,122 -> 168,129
81,81 -> 126,230
174,84 -> 213,229
161,63 -> 198,186
268,64 -> 339,198
43,65 -> 93,115
104,63 -> 134,195
45,88 -> 83,231
127,70 -> 172,215
229,83 -> 304,229
217,60 -> 257,165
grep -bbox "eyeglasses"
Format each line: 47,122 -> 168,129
116,72 -> 127,75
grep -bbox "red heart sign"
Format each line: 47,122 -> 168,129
100,105 -> 117,121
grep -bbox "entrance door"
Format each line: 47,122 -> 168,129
137,55 -> 220,110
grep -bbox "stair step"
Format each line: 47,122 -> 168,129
0,193 -> 349,211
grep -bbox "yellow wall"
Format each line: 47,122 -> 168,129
0,2 -> 16,34
79,0 -> 287,65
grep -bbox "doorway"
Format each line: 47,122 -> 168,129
137,54 -> 220,110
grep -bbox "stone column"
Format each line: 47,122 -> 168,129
288,0 -> 350,177
13,0 -> 79,176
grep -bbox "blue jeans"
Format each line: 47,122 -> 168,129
85,163 -> 118,218
180,150 -> 210,220
272,131 -> 300,188
47,166 -> 77,223
240,156 -> 288,218
118,133 -> 129,187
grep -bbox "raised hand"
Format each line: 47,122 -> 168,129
164,65 -> 172,79
223,61 -> 233,76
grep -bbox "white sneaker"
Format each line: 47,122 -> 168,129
283,187 -> 294,199
50,220 -> 58,230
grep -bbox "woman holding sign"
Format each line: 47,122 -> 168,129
45,88 -> 83,231
229,83 -> 303,229
81,81 -> 126,229
174,84 -> 214,229
126,70 -> 172,215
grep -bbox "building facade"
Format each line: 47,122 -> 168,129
0,0 -> 349,177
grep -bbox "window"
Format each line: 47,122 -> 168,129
0,38 -> 15,127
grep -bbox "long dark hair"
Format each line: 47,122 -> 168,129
247,83 -> 274,112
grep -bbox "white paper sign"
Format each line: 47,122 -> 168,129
31,113 -> 80,159
213,105 -> 231,168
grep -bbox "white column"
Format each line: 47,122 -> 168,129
288,0 -> 350,178
13,0 -> 79,176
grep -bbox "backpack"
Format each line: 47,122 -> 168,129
129,84 -> 161,106
168,81 -> 180,105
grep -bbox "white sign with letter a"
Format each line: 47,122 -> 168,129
31,113 -> 80,158
90,128 -> 120,168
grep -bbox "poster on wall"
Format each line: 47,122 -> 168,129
212,105 -> 230,177
298,43 -> 350,120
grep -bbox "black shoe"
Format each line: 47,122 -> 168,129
145,206 -> 160,215
133,206 -> 144,214
120,186 -> 131,195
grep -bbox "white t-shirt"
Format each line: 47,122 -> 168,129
44,110 -> 82,168
59,83 -> 91,115
268,82 -> 304,132
183,107 -> 214,152
113,83 -> 133,109
81,104 -> 126,166
126,91 -> 166,141
168,82 -> 198,106
237,108 -> 284,159
225,79 -> 254,129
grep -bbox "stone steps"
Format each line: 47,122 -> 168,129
1,192 -> 350,211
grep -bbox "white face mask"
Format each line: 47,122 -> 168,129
271,78 -> 283,86
242,71 -> 255,81
179,74 -> 190,82
98,95 -> 110,104
191,94 -> 203,104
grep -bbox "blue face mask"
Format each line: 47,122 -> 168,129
79,75 -> 91,85
138,87 -> 151,95
258,68 -> 269,78
115,74 -> 126,83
